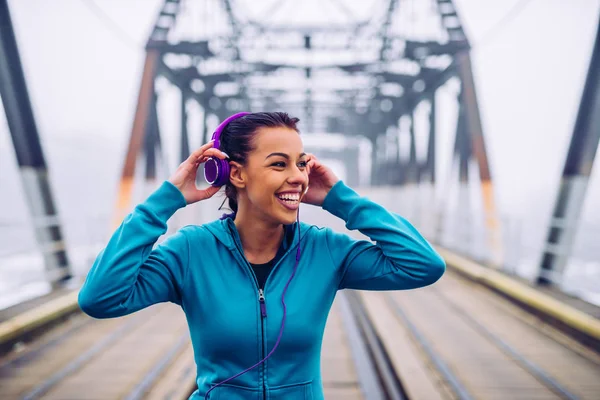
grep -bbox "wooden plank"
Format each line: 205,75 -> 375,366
321,299 -> 363,398
42,304 -> 187,399
359,291 -> 452,400
145,343 -> 196,400
0,312 -> 135,398
390,284 -> 561,400
436,272 -> 600,400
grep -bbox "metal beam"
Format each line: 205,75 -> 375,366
146,0 -> 182,47
456,51 -> 502,265
457,53 -> 489,181
538,18 -> 600,285
112,50 -> 159,229
407,114 -> 419,183
222,0 -> 242,59
144,92 -> 160,181
455,100 -> 469,184
378,0 -> 399,61
180,91 -> 190,161
424,95 -> 436,183
202,107 -> 210,145
434,0 -> 468,43
0,0 -> 72,286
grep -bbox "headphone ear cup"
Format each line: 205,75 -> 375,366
215,158 -> 230,187
204,157 -> 230,187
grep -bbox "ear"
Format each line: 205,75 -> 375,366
229,161 -> 246,189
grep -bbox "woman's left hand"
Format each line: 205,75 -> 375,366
302,154 -> 339,207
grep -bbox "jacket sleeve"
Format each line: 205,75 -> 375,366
78,181 -> 190,318
322,181 -> 446,291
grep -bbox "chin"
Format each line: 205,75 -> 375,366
269,199 -> 300,225
273,209 -> 298,226
281,213 -> 298,225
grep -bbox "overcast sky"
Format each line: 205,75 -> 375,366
1,0 -> 600,232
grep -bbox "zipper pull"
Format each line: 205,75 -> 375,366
258,289 -> 267,318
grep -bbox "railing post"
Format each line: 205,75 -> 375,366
0,0 -> 72,286
537,17 -> 600,285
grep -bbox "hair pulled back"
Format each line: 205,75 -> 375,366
218,112 -> 300,219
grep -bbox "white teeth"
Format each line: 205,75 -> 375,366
277,193 -> 300,202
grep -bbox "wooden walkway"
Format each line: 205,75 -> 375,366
359,271 -> 600,400
1,269 -> 600,399
0,299 -> 364,400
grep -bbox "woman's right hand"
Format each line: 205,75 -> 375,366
168,140 -> 227,205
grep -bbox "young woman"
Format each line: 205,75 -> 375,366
78,112 -> 446,400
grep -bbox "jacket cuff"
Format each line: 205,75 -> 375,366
322,180 -> 360,221
142,180 -> 187,221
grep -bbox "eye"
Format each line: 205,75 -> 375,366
271,161 -> 286,167
298,161 -> 308,168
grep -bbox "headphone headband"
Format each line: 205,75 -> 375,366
211,112 -> 250,149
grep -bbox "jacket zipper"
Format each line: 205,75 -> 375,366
229,222 -> 303,400
259,288 -> 267,400
230,238 -> 272,399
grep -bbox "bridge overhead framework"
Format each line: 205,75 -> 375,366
115,0 -> 496,236
0,0 -> 598,304
0,2 -> 600,399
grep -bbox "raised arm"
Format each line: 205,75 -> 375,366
78,181 -> 190,318
302,154 -> 445,291
322,181 -> 446,291
78,141 -> 227,318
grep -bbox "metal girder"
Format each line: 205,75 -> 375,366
454,99 -> 469,184
149,40 -> 214,58
157,62 -> 212,107
379,0 -> 399,61
235,35 -> 431,52
424,94 -> 436,183
222,0 -> 242,39
0,0 -> 72,285
118,0 -> 491,192
434,0 -> 468,43
457,52 -> 490,181
144,92 -> 160,181
170,66 -> 237,86
323,95 -> 405,141
407,114 -> 419,183
537,17 -> 600,285
246,24 -> 365,35
181,91 -> 190,162
113,50 -> 160,229
404,40 -> 469,59
147,0 -> 182,46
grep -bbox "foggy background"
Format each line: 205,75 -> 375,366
1,0 -> 599,307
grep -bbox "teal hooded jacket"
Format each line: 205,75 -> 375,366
78,180 -> 446,400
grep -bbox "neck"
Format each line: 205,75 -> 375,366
234,207 -> 284,263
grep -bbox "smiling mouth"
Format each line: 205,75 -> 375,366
275,193 -> 300,210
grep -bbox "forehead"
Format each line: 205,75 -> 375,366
251,127 -> 303,155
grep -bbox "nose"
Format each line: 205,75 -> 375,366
287,163 -> 308,186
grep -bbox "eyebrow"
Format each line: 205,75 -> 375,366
265,152 -> 307,160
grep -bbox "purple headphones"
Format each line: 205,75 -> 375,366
204,112 -> 250,187
203,112 -> 303,399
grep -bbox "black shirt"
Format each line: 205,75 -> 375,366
250,259 -> 275,289
248,225 -> 294,289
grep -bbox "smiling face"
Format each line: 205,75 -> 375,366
233,126 -> 309,225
